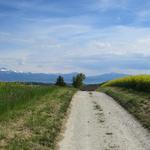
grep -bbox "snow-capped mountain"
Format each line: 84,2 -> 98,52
0,68 -> 128,84
0,67 -> 12,72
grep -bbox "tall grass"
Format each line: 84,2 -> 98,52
0,83 -> 76,149
103,75 -> 150,92
0,82 -> 55,118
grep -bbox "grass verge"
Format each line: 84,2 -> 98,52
0,83 -> 76,149
98,87 -> 150,131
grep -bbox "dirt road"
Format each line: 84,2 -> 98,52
58,91 -> 150,150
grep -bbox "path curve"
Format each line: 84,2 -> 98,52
58,91 -> 150,150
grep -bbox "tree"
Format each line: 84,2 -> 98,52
72,73 -> 86,89
55,76 -> 66,86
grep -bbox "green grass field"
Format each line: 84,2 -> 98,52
0,83 -> 76,149
99,75 -> 150,131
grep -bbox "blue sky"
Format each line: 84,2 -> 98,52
0,0 -> 150,75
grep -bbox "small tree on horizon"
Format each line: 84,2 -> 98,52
72,73 -> 86,89
55,76 -> 66,86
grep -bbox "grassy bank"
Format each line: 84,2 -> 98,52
0,83 -> 76,149
98,75 -> 150,131
103,75 -> 150,92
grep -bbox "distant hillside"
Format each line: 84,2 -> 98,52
85,73 -> 128,84
0,68 -> 128,84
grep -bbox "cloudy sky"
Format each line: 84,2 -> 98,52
0,0 -> 150,75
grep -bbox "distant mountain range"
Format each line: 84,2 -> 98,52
84,73 -> 128,84
0,68 -> 128,84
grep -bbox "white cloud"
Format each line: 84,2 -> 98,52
2,24 -> 150,74
0,0 -> 150,75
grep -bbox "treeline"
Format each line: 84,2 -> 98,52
55,73 -> 85,89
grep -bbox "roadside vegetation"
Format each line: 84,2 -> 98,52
103,75 -> 150,92
98,75 -> 150,131
0,82 -> 76,149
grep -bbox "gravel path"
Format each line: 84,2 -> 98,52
58,91 -> 150,150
